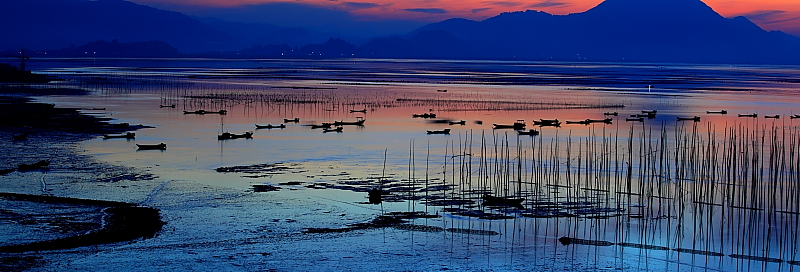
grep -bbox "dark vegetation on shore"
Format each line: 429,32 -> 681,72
0,193 -> 164,253
0,86 -> 164,266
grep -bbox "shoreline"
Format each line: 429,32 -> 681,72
0,87 -> 164,269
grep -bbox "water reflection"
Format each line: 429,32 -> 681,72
30,59 -> 800,270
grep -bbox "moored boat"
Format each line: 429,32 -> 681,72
350,109 -> 367,113
412,113 -> 436,118
706,110 -> 727,114
427,128 -> 451,134
517,129 -> 540,136
449,120 -> 466,125
136,143 -> 167,150
255,124 -> 285,129
218,131 -> 253,140
738,113 -> 757,117
677,116 -> 700,122
284,118 -> 300,123
626,117 -> 644,122
159,104 -> 176,108
765,115 -> 780,119
184,110 -> 227,115
604,112 -> 618,116
494,120 -> 526,129
103,132 -> 135,139
333,117 -> 365,126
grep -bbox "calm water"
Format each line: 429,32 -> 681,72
25,58 -> 800,270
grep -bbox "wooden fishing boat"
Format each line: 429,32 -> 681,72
642,110 -> 657,114
436,89 -> 448,92
427,128 -> 451,134
283,118 -> 300,123
412,113 -> 436,118
517,129 -> 540,136
677,116 -> 700,122
586,118 -> 613,124
566,120 -> 590,125
184,110 -> 227,115
103,132 -> 135,139
626,117 -> 644,122
311,123 -> 333,129
603,112 -> 618,116
333,117 -> 365,126
218,132 -> 253,140
738,113 -> 757,117
765,115 -> 780,119
791,114 -> 800,119
349,109 -> 367,113
18,160 -> 50,170
449,120 -> 466,125
494,120 -> 526,129
159,104 -> 176,108
534,119 -> 561,127
706,110 -> 727,114
323,127 -> 343,133
482,195 -> 524,207
255,124 -> 285,129
136,143 -> 167,150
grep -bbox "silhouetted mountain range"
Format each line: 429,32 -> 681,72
2,0 -> 800,64
373,0 -> 800,63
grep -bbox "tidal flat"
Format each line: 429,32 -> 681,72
2,59 -> 800,271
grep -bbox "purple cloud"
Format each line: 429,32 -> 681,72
529,0 -> 569,8
471,8 -> 491,13
482,1 -> 522,7
404,8 -> 448,14
740,10 -> 800,25
342,2 -> 380,10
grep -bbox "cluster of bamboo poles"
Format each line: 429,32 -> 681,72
418,120 -> 800,267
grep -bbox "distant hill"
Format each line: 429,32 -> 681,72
364,0 -> 800,64
0,0 -> 226,52
36,40 -> 179,58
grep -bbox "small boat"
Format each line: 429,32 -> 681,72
494,120 -> 526,129
765,115 -> 780,119
436,89 -> 448,92
706,110 -> 727,114
412,113 -> 437,118
604,112 -> 618,116
738,113 -> 757,117
333,117 -> 365,126
517,129 -> 540,136
218,132 -> 253,140
159,104 -> 176,108
427,128 -> 451,134
482,195 -> 524,207
103,132 -> 135,139
586,118 -> 613,124
284,118 -> 300,123
311,123 -> 333,129
534,119 -> 561,127
791,114 -> 800,119
626,117 -> 644,122
18,160 -> 50,170
642,110 -> 657,114
449,120 -> 466,125
12,133 -> 28,141
184,110 -> 227,115
136,143 -> 167,150
91,108 -> 106,110
323,127 -> 343,133
677,116 -> 700,122
255,124 -> 285,129
565,120 -> 590,125
635,113 -> 656,118
350,109 -> 367,113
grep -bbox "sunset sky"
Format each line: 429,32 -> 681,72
131,0 -> 800,36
